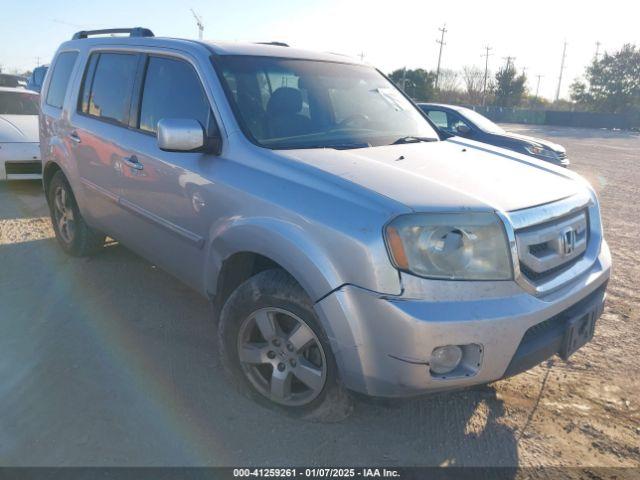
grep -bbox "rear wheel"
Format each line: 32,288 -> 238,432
47,171 -> 105,256
218,269 -> 352,421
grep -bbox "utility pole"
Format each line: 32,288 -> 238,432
502,56 -> 516,69
535,74 -> 543,99
358,51 -> 365,62
481,45 -> 492,105
434,24 -> 447,89
190,9 -> 204,40
555,40 -> 567,101
35,56 -> 41,67
401,67 -> 407,92
594,41 -> 601,61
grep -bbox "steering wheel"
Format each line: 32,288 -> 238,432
337,113 -> 370,128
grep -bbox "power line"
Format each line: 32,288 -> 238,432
481,45 -> 492,106
555,40 -> 568,101
434,24 -> 447,89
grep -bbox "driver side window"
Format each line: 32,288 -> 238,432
427,110 -> 470,135
426,110 -> 448,129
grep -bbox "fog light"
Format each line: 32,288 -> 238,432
430,345 -> 463,375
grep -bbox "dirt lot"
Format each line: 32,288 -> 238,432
0,125 -> 638,468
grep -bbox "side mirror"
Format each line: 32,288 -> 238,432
456,124 -> 471,135
157,118 -> 221,154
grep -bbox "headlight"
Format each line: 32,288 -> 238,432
385,212 -> 512,280
525,145 -> 558,159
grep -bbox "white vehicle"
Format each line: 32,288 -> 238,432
0,87 -> 41,180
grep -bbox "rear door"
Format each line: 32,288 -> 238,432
69,51 -> 141,233
115,53 -> 219,288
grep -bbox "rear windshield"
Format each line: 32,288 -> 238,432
0,91 -> 40,115
214,56 -> 438,150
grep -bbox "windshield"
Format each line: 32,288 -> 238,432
0,91 -> 39,115
458,108 -> 505,134
214,56 -> 438,149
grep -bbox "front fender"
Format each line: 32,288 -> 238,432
204,216 -> 345,305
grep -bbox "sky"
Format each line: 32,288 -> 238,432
1,0 -> 638,100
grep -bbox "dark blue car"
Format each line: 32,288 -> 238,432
418,103 -> 570,167
26,65 -> 48,93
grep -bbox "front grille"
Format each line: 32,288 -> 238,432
5,161 -> 42,175
519,252 -> 585,282
516,208 -> 589,283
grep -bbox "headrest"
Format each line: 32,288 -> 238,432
267,87 -> 303,116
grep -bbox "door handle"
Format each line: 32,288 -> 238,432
69,131 -> 81,144
122,155 -> 144,171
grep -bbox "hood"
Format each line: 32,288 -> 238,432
495,131 -> 565,153
278,139 -> 582,213
0,115 -> 39,143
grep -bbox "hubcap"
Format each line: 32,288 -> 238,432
237,307 -> 327,407
53,185 -> 75,244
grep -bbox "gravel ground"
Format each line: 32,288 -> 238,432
0,125 -> 638,469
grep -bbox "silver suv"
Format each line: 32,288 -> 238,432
40,28 -> 611,420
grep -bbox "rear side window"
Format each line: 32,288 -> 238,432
138,56 -> 213,134
46,51 -> 79,109
80,53 -> 138,126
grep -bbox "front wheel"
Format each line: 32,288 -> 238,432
218,269 -> 352,421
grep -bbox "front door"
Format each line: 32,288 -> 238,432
114,54 -> 219,289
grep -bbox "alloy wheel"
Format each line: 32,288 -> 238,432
237,307 -> 327,406
53,185 -> 75,244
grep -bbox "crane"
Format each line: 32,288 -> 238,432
190,9 -> 204,40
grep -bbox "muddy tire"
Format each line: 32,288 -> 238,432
218,269 -> 353,422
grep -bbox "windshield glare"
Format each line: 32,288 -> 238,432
459,108 -> 505,134
215,56 -> 438,149
0,91 -> 39,115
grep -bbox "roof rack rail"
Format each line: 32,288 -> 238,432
255,41 -> 289,47
72,27 -> 155,40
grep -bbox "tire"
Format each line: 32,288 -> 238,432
218,268 -> 353,422
47,170 -> 105,257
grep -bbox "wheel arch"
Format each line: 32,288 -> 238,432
42,160 -> 63,197
205,218 -> 343,310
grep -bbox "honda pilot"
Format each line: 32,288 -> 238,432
40,28 -> 611,420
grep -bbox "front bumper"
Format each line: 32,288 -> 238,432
316,240 -> 610,397
0,143 -> 42,180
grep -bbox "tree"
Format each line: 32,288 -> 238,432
437,69 -> 460,93
388,68 -> 436,101
462,66 -> 484,105
570,44 -> 640,114
493,63 -> 527,107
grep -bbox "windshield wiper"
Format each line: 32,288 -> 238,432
299,143 -> 371,150
390,136 -> 438,145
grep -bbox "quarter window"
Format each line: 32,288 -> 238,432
138,56 -> 213,134
80,53 -> 138,126
46,51 -> 79,109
